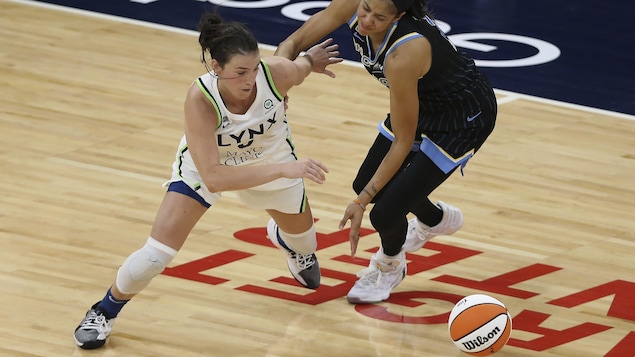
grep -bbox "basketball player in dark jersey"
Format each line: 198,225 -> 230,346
276,0 -> 497,304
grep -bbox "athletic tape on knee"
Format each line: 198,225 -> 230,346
115,237 -> 177,294
278,224 -> 317,255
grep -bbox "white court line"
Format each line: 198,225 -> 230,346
493,88 -> 635,120
9,0 -> 635,121
9,0 -> 201,36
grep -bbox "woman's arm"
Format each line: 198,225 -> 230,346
357,40 -> 431,204
275,0 -> 358,60
265,38 -> 341,95
183,84 -> 328,192
340,38 -> 432,256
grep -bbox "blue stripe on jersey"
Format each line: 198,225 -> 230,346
347,14 -> 357,27
377,121 -> 422,152
349,15 -> 399,64
385,33 -> 424,57
369,23 -> 399,63
419,135 -> 474,174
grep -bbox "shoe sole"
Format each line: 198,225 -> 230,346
346,296 -> 385,304
73,335 -> 106,350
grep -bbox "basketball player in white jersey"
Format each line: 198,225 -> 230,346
276,0 -> 497,304
73,12 -> 341,349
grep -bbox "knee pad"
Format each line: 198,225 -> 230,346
115,237 -> 177,294
278,224 -> 317,255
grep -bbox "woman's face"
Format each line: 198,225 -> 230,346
214,51 -> 260,101
356,0 -> 400,37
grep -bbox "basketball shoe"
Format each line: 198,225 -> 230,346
347,250 -> 407,304
402,201 -> 463,253
267,219 -> 321,289
73,302 -> 115,349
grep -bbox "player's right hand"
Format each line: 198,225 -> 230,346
282,158 -> 329,184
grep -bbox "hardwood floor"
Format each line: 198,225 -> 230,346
1,1 -> 634,356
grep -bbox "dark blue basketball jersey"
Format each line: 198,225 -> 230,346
348,14 -> 496,165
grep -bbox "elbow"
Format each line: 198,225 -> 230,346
392,136 -> 416,155
204,182 -> 222,194
199,163 -> 234,193
393,135 -> 415,148
203,176 -> 228,193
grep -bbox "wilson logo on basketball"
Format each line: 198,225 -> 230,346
448,294 -> 512,355
462,326 -> 501,350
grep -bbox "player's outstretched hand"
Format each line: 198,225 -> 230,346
282,158 -> 329,184
339,201 -> 364,258
304,38 -> 342,78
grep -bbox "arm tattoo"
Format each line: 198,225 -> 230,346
362,185 -> 378,198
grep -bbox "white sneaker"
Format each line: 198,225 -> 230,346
402,201 -> 463,253
267,219 -> 321,289
347,250 -> 406,304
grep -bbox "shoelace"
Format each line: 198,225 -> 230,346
355,266 -> 383,287
290,251 -> 315,269
409,222 -> 432,242
80,311 -> 109,332
407,224 -> 420,240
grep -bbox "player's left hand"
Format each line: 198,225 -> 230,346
305,38 -> 342,78
339,201 -> 365,257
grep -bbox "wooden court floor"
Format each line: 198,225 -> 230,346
1,1 -> 634,356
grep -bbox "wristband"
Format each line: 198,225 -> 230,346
353,198 -> 366,211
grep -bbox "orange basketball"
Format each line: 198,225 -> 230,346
448,294 -> 512,356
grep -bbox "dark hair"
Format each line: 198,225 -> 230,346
197,13 -> 259,67
391,0 -> 429,19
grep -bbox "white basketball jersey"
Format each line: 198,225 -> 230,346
173,60 -> 300,191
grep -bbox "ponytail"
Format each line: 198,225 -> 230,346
197,12 -> 258,67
